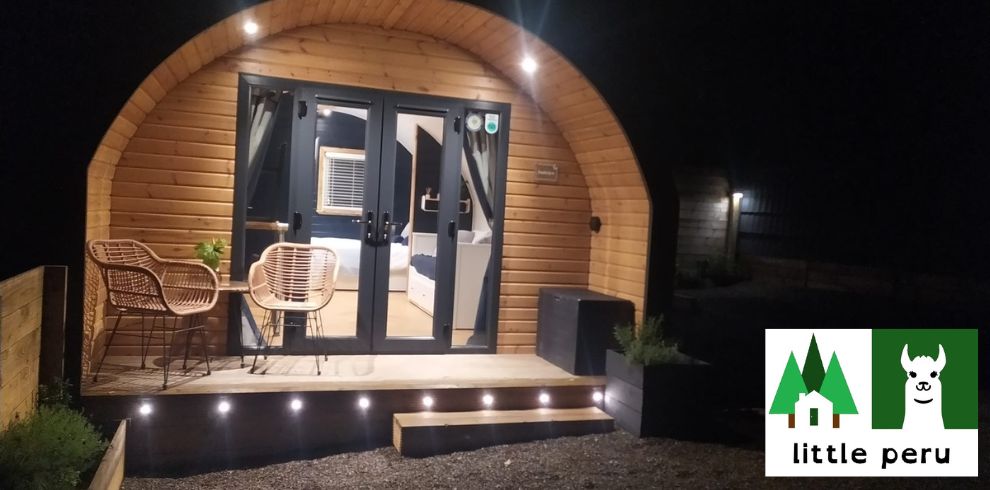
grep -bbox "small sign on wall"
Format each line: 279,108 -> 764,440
534,162 -> 559,183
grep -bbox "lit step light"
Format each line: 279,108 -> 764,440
290,399 -> 303,412
422,396 -> 434,409
138,403 -> 152,416
592,391 -> 604,403
243,21 -> 259,35
539,392 -> 551,405
358,397 -> 371,410
482,394 -> 495,408
217,400 -> 231,414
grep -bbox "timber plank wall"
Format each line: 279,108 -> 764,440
0,267 -> 44,428
84,0 -> 651,367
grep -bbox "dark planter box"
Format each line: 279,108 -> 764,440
536,288 -> 633,375
604,349 -> 714,437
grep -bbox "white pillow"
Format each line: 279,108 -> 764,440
472,230 -> 492,244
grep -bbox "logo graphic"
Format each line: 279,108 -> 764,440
770,334 -> 857,429
765,329 -> 978,477
484,113 -> 499,134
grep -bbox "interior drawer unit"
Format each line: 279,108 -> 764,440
536,288 -> 634,375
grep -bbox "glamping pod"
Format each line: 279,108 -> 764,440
80,0 -> 653,469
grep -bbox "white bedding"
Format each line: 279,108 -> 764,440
311,237 -> 409,291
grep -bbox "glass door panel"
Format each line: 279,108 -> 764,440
451,112 -> 502,348
282,87 -> 381,354
372,97 -> 462,353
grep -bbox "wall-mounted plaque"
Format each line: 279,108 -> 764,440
534,162 -> 559,183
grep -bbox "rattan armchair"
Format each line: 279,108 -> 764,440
247,242 -> 339,375
88,239 -> 219,389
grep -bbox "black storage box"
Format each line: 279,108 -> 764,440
536,288 -> 634,375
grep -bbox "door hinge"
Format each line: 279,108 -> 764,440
297,100 -> 308,119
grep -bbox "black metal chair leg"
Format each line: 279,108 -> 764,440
251,310 -> 270,374
138,313 -> 147,369
198,324 -> 212,375
181,317 -> 194,370
93,311 -> 124,383
162,316 -> 178,390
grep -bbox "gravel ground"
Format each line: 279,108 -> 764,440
126,415 -> 987,489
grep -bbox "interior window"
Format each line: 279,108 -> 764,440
317,148 -> 366,216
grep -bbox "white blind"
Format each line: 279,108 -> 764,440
322,152 -> 365,211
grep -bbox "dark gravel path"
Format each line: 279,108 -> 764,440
125,426 -> 986,489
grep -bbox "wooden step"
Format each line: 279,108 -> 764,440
393,407 -> 613,457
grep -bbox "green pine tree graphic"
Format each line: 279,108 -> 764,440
771,334 -> 857,428
819,351 -> 857,427
802,334 -> 826,392
770,351 -> 808,427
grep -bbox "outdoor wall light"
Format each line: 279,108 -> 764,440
217,400 -> 231,414
290,398 -> 303,412
422,396 -> 434,409
592,391 -> 604,403
520,56 -> 538,74
243,21 -> 259,35
482,394 -> 495,407
358,397 -> 371,410
538,392 -> 551,405
138,403 -> 152,416
732,192 -> 744,199
321,108 -> 332,117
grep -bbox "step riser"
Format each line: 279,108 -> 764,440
82,385 -> 602,473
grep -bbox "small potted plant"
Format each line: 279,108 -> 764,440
605,315 -> 713,437
194,238 -> 227,274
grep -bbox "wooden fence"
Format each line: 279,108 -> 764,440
0,266 -> 67,429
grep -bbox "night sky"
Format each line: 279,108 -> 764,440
2,0 -> 989,281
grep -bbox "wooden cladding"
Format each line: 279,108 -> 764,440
0,267 -> 44,429
85,0 -> 650,357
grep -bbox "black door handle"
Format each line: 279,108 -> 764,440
380,211 -> 391,245
448,220 -> 456,239
352,211 -> 376,244
292,212 -> 303,232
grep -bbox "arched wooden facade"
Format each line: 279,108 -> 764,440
84,0 -> 651,366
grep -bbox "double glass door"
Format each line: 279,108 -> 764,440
235,79 -> 507,355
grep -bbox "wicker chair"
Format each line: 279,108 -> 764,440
88,239 -> 219,389
248,243 -> 339,375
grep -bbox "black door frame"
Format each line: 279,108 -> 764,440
231,73 -> 510,355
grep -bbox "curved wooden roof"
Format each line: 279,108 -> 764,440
86,0 -> 650,313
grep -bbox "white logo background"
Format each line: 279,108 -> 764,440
765,329 -> 978,477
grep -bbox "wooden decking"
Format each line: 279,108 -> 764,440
82,354 -> 603,396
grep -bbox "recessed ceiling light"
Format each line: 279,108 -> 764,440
138,403 -> 152,416
290,399 -> 303,412
358,397 -> 371,409
520,56 -> 538,74
243,21 -> 259,35
217,400 -> 231,414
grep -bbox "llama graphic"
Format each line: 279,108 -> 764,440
900,344 -> 946,430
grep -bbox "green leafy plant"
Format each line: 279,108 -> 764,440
195,238 -> 228,271
37,378 -> 74,408
0,406 -> 107,489
614,315 -> 683,366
